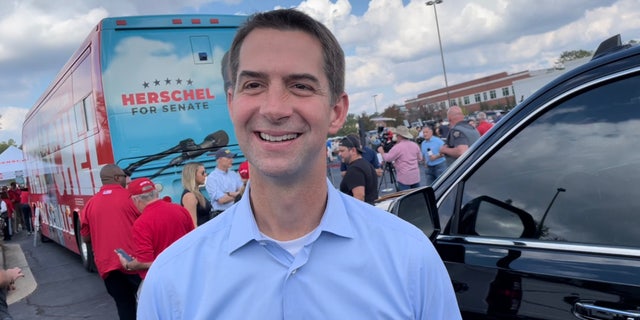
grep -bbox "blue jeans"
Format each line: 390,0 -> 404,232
426,162 -> 448,185
397,182 -> 420,191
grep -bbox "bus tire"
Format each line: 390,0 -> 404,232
75,217 -> 96,273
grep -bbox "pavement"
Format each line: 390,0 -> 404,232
0,230 -> 38,305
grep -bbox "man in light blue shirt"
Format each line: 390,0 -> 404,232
205,148 -> 243,215
421,125 -> 448,185
138,180 -> 460,319
138,9 -> 461,319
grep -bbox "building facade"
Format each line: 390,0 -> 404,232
404,71 -> 531,119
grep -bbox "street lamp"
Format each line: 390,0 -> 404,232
425,0 -> 451,104
372,94 -> 379,114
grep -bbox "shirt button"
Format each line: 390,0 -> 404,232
291,269 -> 297,275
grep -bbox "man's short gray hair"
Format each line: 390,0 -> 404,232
132,190 -> 159,203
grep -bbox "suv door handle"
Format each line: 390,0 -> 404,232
573,302 -> 640,320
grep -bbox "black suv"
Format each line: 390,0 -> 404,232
380,35 -> 640,319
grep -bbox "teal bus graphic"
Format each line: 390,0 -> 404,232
22,15 -> 245,270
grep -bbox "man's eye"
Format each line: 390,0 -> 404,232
291,84 -> 316,96
292,83 -> 312,91
243,82 -> 262,90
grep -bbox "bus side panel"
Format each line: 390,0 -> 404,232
23,28 -> 112,255
101,27 -> 243,202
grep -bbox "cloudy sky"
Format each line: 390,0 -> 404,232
1,0 -> 638,145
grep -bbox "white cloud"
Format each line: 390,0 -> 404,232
0,106 -> 29,144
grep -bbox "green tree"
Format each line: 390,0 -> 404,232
0,139 -> 18,154
557,50 -> 593,63
381,104 -> 404,127
336,113 -> 358,137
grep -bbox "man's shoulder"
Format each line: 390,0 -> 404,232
340,195 -> 429,243
150,219 -> 226,267
351,158 -> 373,168
85,185 -> 134,209
208,168 -> 226,177
150,200 -> 189,214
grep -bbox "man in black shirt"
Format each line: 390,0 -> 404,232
338,135 -> 378,204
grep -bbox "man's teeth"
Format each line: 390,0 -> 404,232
259,133 -> 298,142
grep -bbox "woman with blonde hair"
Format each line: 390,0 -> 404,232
180,162 -> 212,226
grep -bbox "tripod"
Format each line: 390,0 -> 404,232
378,161 -> 397,193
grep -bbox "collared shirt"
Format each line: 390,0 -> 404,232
380,139 -> 423,185
421,137 -> 446,167
205,167 -> 243,211
80,184 -> 140,279
445,122 -> 481,165
131,200 -> 194,279
138,179 -> 461,319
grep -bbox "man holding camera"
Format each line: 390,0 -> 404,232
377,126 -> 423,190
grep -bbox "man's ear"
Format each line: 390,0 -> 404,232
226,88 -> 234,117
328,93 -> 349,135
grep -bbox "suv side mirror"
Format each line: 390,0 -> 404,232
458,195 -> 536,238
389,187 -> 441,241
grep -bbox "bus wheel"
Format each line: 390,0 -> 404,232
75,218 -> 96,273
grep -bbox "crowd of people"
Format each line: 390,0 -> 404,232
0,182 -> 32,320
333,105 -> 487,204
0,182 -> 33,242
79,148 -> 250,319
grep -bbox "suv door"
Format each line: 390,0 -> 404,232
435,65 -> 640,319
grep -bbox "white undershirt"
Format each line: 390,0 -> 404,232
260,229 -> 316,256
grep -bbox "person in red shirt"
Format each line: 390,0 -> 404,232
7,183 -> 21,233
80,164 -> 141,320
476,111 -> 494,136
116,177 -> 194,280
19,187 -> 33,235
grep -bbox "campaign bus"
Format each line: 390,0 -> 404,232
21,14 -> 246,271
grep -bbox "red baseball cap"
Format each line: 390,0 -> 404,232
128,178 -> 156,196
238,161 -> 249,180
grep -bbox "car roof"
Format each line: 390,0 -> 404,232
503,35 -> 639,124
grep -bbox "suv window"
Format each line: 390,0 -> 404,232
455,73 -> 640,247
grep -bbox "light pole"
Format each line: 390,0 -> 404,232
426,0 -> 451,105
372,94 -> 379,114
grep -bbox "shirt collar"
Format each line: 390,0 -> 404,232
226,179 -> 355,254
213,167 -> 229,174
